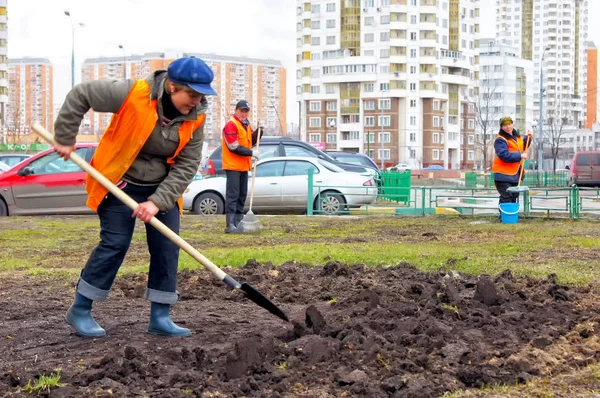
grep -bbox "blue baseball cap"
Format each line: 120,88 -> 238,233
167,56 -> 217,95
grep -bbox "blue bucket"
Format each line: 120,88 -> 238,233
499,203 -> 520,224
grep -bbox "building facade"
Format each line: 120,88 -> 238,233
476,39 -> 534,169
585,42 -> 597,129
495,0 -> 589,130
296,0 -> 480,169
0,0 -> 7,143
7,58 -> 54,139
81,52 -> 286,148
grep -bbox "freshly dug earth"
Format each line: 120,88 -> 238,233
1,260 -> 599,397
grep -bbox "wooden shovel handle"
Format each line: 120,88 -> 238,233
31,123 -> 228,281
248,127 -> 261,210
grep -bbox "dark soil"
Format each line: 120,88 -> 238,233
1,260 -> 599,397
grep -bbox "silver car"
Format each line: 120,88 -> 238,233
183,157 -> 377,215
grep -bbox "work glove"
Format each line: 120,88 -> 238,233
252,150 -> 261,160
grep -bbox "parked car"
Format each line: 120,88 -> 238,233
207,136 -> 367,176
0,144 -> 97,216
566,151 -> 600,186
0,154 -> 31,167
325,151 -> 381,184
0,161 -> 10,172
183,156 -> 377,215
387,163 -> 411,172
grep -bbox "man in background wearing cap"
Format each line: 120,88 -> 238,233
492,116 -> 532,207
53,56 -> 217,338
221,100 -> 262,233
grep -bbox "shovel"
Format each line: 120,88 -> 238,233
237,127 -> 262,233
31,123 -> 289,323
507,132 -> 532,194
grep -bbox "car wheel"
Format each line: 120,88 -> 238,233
0,199 -> 6,216
315,191 -> 347,215
193,192 -> 224,215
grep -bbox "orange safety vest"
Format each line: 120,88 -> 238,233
491,134 -> 524,177
86,79 -> 206,212
221,117 -> 253,172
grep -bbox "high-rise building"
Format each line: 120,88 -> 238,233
0,0 -> 7,142
7,58 -> 54,137
585,41 -> 597,129
477,39 -> 534,169
296,0 -> 480,169
81,52 -> 286,147
495,0 -> 588,129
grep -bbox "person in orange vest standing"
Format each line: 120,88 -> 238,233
52,56 -> 216,338
221,100 -> 262,233
492,116 -> 532,206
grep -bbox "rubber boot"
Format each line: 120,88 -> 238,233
148,302 -> 191,337
224,213 -> 240,234
65,292 -> 106,338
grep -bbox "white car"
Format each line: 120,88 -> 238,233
387,163 -> 411,171
183,157 -> 377,215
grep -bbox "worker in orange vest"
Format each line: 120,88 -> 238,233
53,56 -> 216,338
492,116 -> 532,205
221,100 -> 262,233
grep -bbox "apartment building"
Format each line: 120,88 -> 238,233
296,0 -> 480,169
476,39 -> 534,169
495,0 -> 589,129
81,52 -> 286,147
7,58 -> 54,137
0,0 -> 7,142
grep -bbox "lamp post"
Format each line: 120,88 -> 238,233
538,46 -> 551,172
380,89 -> 386,170
64,10 -> 84,89
118,44 -> 127,80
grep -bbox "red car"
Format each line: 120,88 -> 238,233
0,143 -> 97,216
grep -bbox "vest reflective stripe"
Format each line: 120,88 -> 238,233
221,117 -> 253,172
491,135 -> 524,177
86,79 -> 205,212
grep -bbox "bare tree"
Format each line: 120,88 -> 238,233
473,66 -> 502,171
544,96 -> 572,172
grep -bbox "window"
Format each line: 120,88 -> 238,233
380,49 -> 390,58
311,37 -> 321,46
364,101 -> 376,110
284,145 -> 319,158
379,132 -> 391,143
309,101 -> 321,112
379,99 -> 391,109
411,15 -> 417,24
433,100 -> 440,110
468,119 -> 475,129
380,32 -> 390,41
311,69 -> 320,78
432,149 -> 439,160
309,133 -> 322,142
380,82 -> 390,91
311,21 -> 320,29
410,116 -> 416,125
468,135 -> 474,144
311,85 -> 320,94
410,99 -> 417,108
410,32 -> 417,41
365,116 -> 375,126
255,160 -> 285,177
284,160 -> 319,176
326,36 -> 336,45
409,133 -> 416,142
410,65 -> 417,74
365,33 -> 374,43
409,82 -> 416,91
410,49 -> 417,58
311,4 -> 320,13
326,133 -> 337,143
325,84 -> 335,94
365,16 -> 375,26
26,147 -> 90,175
433,133 -> 439,143
364,83 -> 374,93
380,15 -> 390,24
309,117 -> 321,128
378,149 -> 391,160
380,65 -> 390,74
468,151 -> 474,161
326,3 -> 336,12
326,101 -> 337,111
378,116 -> 391,126
326,19 -> 336,28
364,133 -> 376,144
433,116 -> 439,127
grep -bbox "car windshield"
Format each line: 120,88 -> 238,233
317,159 -> 345,173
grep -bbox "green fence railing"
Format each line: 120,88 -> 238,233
465,171 -> 568,189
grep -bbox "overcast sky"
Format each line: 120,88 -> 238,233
8,0 -> 600,125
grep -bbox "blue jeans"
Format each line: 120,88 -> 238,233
76,183 -> 181,304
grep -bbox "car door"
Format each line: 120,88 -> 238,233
592,154 -> 600,185
574,153 -> 592,184
11,147 -> 92,213
249,160 -> 285,211
280,160 -> 320,209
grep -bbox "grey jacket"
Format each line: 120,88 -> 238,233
54,71 -> 207,212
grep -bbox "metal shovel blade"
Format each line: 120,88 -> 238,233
240,282 -> 289,322
507,186 -> 530,193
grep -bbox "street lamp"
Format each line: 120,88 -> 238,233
538,46 -> 551,172
380,89 -> 386,170
64,10 -> 85,89
118,44 -> 127,80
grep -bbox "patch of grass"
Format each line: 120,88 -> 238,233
274,361 -> 288,371
0,257 -> 38,271
22,371 -> 64,395
441,303 -> 459,314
